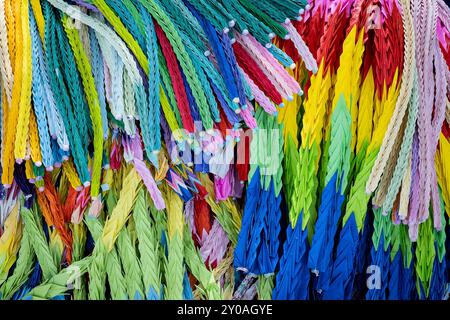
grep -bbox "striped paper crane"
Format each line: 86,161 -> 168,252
307,95 -> 351,294
361,1 -> 407,301
273,0 -> 353,300
235,107 -> 283,276
324,0 -> 405,299
308,0 -> 371,296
